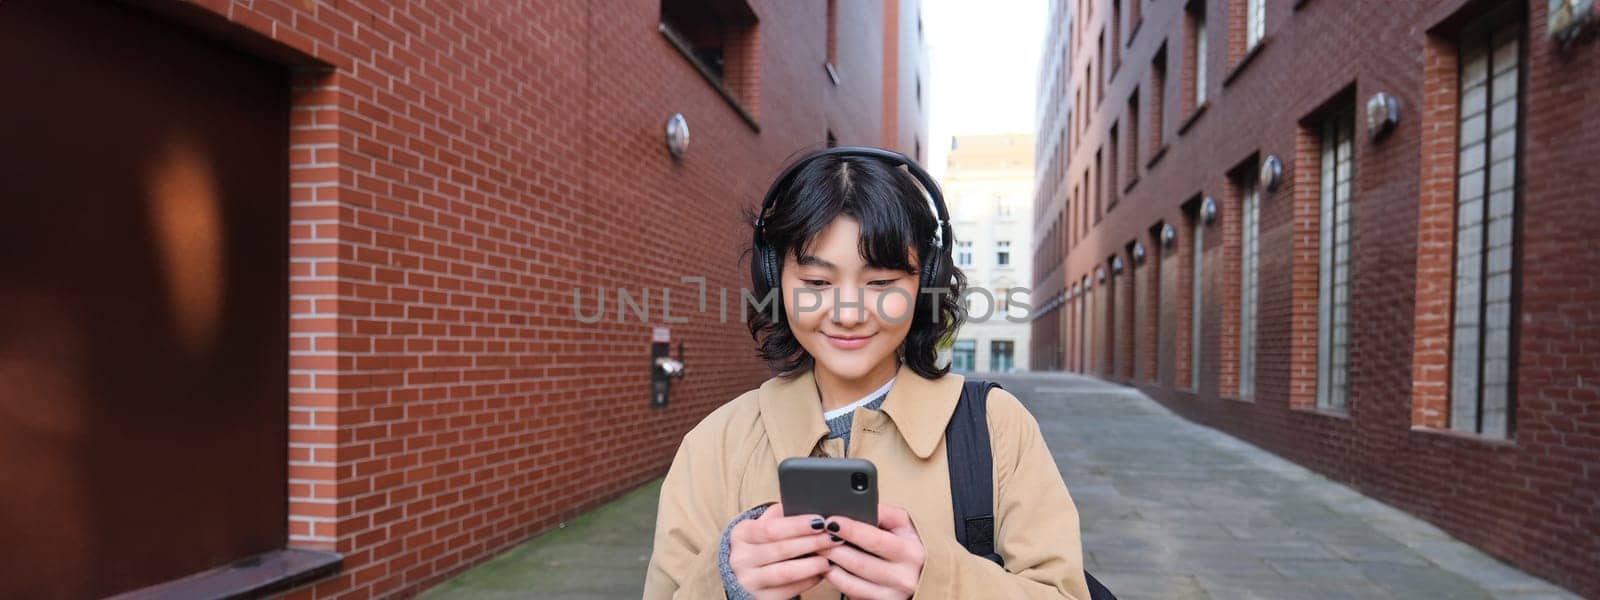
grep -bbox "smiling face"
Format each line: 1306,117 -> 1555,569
781,216 -> 920,384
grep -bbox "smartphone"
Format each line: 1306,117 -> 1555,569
778,457 -> 878,526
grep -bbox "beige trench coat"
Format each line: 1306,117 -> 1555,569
643,363 -> 1091,600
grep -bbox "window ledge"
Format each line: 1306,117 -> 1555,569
659,23 -> 761,133
109,549 -> 341,600
1409,425 -> 1518,448
1123,176 -> 1140,195
1292,405 -> 1352,420
1178,102 -> 1209,135
825,62 -> 840,86
1146,143 -> 1169,169
1223,36 -> 1271,88
1222,394 -> 1255,404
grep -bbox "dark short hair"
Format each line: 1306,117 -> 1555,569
743,150 -> 967,379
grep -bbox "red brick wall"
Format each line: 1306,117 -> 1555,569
1033,0 -> 1600,596
98,1 -> 920,598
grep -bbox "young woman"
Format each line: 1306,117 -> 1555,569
643,147 -> 1091,600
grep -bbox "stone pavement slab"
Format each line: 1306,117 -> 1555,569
418,481 -> 659,600
995,372 -> 1578,600
421,372 -> 1580,599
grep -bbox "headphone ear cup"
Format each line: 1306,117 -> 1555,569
762,244 -> 781,291
920,247 -> 942,292
751,238 -> 775,293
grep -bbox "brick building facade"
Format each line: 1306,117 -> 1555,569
1030,0 -> 1598,596
0,0 -> 925,597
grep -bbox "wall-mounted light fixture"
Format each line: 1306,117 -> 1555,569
1365,92 -> 1401,141
1096,267 -> 1107,283
1131,242 -> 1147,265
666,113 -> 690,159
1259,155 -> 1283,194
1160,224 -> 1178,248
1200,197 -> 1219,225
1549,0 -> 1598,49
1110,256 -> 1125,275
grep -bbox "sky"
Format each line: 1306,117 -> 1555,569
923,0 -> 1046,179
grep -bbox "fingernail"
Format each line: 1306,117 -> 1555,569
829,534 -> 842,542
810,518 -> 824,530
826,521 -> 840,533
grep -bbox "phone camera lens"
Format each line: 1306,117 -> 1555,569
850,472 -> 868,492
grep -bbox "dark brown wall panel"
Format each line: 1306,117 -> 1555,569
0,1 -> 289,597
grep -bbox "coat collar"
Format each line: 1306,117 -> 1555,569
757,362 -> 965,460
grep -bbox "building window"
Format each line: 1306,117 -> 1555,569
996,241 -> 1012,267
1094,148 -> 1104,222
1097,29 -> 1106,104
1112,0 -> 1123,71
1128,242 -> 1144,379
1246,0 -> 1265,51
991,340 -> 1015,373
1187,1 -> 1208,109
1151,45 -> 1167,150
1108,123 -> 1120,208
1191,211 -> 1204,390
1316,105 -> 1355,411
1450,17 -> 1521,437
1148,224 -> 1164,381
952,339 -> 976,371
995,193 -> 1013,218
1109,267 -> 1122,377
1127,90 -> 1140,184
1239,176 -> 1259,397
1066,108 -> 1075,157
956,240 -> 974,266
659,0 -> 760,116
1080,279 -> 1092,372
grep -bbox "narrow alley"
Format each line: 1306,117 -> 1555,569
424,372 -> 1576,599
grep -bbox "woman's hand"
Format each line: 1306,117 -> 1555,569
728,503 -> 842,600
816,504 -> 926,600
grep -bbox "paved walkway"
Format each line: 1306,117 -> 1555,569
422,372 -> 1578,599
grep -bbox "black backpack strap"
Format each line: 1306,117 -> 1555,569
945,378 -> 1003,566
945,378 -> 1121,600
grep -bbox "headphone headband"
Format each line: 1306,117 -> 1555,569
755,146 -> 951,251
751,145 -> 955,296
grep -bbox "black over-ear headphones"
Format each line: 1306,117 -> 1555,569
751,146 -> 953,299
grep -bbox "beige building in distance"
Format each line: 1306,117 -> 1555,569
942,133 -> 1034,373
